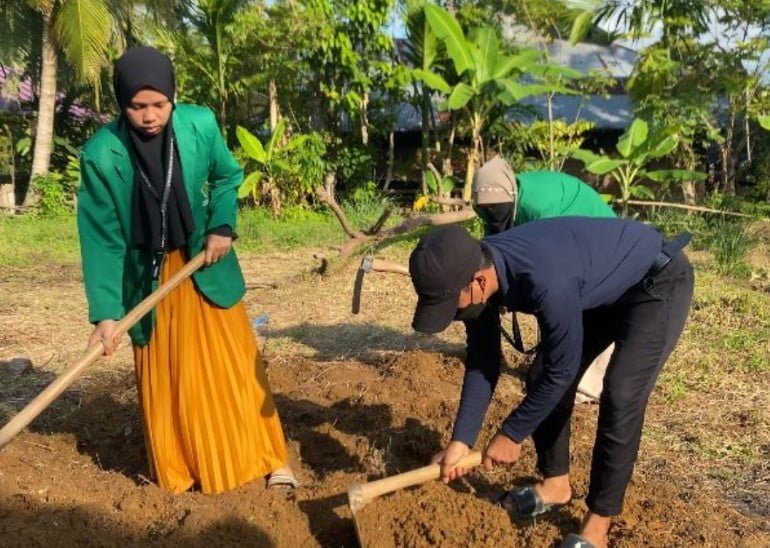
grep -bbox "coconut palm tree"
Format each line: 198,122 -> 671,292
561,0 -> 709,45
18,0 -> 112,199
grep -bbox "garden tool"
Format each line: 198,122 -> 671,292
347,451 -> 482,547
0,252 -> 206,450
351,255 -> 410,314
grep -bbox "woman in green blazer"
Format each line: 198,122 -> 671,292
78,47 -> 297,494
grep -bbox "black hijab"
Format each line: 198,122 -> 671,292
113,46 -> 194,253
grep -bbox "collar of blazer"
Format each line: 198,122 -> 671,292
108,108 -> 199,199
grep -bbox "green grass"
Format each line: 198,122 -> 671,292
236,207 -> 349,252
0,214 -> 80,266
0,200 -> 416,266
675,270 -> 770,379
648,210 -> 760,278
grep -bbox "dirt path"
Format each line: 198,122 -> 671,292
1,249 -> 768,546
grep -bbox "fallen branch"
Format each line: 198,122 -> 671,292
429,196 -> 469,207
337,208 -> 477,256
315,175 -> 478,258
621,199 -> 754,218
367,207 -> 393,235
386,210 -> 477,236
315,173 -> 367,240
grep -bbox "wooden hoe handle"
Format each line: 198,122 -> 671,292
0,252 -> 206,450
347,451 -> 483,512
369,258 -> 409,276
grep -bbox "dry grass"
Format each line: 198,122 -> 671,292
1,238 -> 768,528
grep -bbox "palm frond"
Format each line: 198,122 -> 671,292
0,2 -> 40,66
52,0 -> 113,90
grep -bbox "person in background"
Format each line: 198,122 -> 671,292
77,46 -> 297,494
471,150 -> 615,235
472,151 -> 616,403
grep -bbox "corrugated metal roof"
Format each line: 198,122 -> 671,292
502,23 -> 638,79
518,94 -> 633,130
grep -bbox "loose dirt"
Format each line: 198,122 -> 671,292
1,251 -> 768,547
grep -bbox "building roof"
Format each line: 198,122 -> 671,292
502,23 -> 638,79
390,26 -> 639,132
518,94 -> 633,130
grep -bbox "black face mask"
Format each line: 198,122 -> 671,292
455,302 -> 486,321
475,202 -> 514,235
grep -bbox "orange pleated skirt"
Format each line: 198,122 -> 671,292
133,249 -> 288,494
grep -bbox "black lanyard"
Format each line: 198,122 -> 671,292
136,135 -> 175,279
499,309 -> 539,355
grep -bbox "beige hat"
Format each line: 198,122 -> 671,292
472,155 -> 517,205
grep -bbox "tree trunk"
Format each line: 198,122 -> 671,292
215,26 -> 227,136
463,147 -> 477,202
384,130 -> 395,191
269,79 -> 280,132
420,90 -> 430,196
547,92 -> 555,170
360,92 -> 370,146
28,9 -> 58,205
443,120 -> 455,179
681,181 -> 697,205
681,145 -> 700,205
721,109 -> 736,196
0,125 -> 16,212
462,121 -> 481,202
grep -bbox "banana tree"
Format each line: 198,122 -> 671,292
570,118 -> 706,212
236,120 -> 310,215
414,4 -> 544,201
403,0 -> 440,196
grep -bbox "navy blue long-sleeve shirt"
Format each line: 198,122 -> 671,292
451,217 -> 664,447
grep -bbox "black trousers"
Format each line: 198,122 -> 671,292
526,252 -> 694,516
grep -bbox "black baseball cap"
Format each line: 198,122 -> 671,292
409,225 -> 483,334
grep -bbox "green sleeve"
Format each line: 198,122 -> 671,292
77,151 -> 126,323
204,111 -> 243,232
512,207 -> 531,226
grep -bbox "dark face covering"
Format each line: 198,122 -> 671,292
113,46 -> 195,255
454,281 -> 488,322
455,302 -> 486,321
475,202 -> 514,236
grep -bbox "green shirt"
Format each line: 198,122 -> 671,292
515,171 -> 616,225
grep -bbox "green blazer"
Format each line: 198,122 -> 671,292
77,104 -> 246,346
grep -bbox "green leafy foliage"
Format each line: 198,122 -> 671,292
237,122 -> 327,211
31,162 -> 78,216
496,119 -> 595,171
571,118 -> 706,209
414,4 -> 550,200
424,170 -> 456,196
